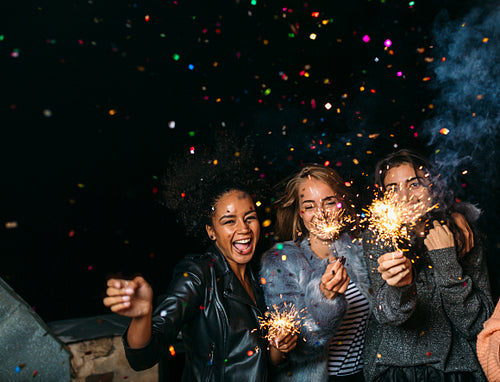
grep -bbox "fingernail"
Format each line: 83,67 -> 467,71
122,295 -> 130,301
123,301 -> 130,307
125,288 -> 134,294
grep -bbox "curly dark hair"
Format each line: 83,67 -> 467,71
159,133 -> 271,246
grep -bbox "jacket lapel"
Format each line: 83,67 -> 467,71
207,244 -> 263,311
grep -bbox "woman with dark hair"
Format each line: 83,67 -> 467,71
103,136 -> 296,381
363,149 -> 493,382
260,165 -> 370,381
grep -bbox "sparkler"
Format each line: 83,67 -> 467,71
308,206 -> 353,241
259,302 -> 305,344
364,194 -> 438,251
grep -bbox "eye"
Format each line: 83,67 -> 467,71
409,180 -> 421,189
222,219 -> 235,225
245,215 -> 257,222
386,185 -> 398,193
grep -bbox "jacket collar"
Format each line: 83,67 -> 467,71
206,244 -> 264,310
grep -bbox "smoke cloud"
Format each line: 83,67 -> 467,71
423,4 -> 500,203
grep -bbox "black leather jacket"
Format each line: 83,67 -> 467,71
123,244 -> 269,381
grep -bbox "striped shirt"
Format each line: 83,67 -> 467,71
328,280 -> 370,376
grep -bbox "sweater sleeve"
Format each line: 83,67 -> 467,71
427,245 -> 494,339
260,243 -> 347,363
477,299 -> 500,382
123,255 -> 205,371
363,233 -> 417,326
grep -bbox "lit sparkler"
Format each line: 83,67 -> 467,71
364,194 -> 437,250
259,303 -> 305,344
308,206 -> 353,240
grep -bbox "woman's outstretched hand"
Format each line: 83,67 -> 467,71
103,276 -> 153,318
378,251 -> 413,287
320,258 -> 350,299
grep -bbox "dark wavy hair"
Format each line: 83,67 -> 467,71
374,149 -> 479,258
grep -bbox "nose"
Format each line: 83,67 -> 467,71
237,218 -> 250,232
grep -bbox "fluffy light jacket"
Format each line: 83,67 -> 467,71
260,233 -> 371,381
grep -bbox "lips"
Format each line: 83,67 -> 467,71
233,238 -> 252,254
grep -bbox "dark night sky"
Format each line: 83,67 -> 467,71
0,0 -> 498,322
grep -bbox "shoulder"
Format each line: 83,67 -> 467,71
173,251 -> 217,280
261,241 -> 304,265
451,201 -> 481,223
260,240 -> 308,275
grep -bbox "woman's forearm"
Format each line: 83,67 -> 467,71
127,311 -> 153,348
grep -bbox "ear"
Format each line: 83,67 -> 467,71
206,224 -> 216,240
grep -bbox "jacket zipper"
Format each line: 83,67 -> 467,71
204,342 -> 215,381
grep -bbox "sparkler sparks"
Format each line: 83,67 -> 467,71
364,194 -> 438,250
259,303 -> 305,343
308,207 -> 353,241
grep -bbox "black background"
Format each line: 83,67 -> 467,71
0,0 -> 498,323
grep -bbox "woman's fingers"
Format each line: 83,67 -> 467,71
323,266 -> 349,291
103,294 -> 131,309
109,301 -> 132,313
378,261 -> 407,279
336,276 -> 350,294
377,253 -> 413,287
377,251 -> 413,286
272,333 -> 298,353
424,221 -> 455,250
377,251 -> 405,270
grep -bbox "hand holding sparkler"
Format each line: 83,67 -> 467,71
259,303 -> 301,365
364,196 -> 413,251
269,331 -> 298,365
377,251 -> 413,287
320,256 -> 350,299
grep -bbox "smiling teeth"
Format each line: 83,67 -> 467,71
234,239 -> 251,244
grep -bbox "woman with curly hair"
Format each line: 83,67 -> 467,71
103,135 -> 296,381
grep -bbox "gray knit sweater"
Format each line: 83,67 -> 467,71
362,230 -> 493,382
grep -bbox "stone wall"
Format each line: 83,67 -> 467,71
68,335 -> 158,382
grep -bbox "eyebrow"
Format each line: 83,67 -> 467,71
300,195 -> 336,204
385,176 -> 420,188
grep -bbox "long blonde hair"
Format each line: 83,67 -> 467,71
273,165 -> 358,242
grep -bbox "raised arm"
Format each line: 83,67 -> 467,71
425,221 -> 493,339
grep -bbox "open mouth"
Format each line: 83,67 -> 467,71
233,238 -> 252,255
